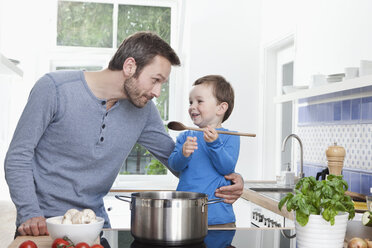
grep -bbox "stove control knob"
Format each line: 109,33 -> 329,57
267,218 -> 272,227
263,218 -> 269,226
258,214 -> 264,222
270,219 -> 276,227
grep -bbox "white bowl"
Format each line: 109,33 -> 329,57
46,216 -> 104,246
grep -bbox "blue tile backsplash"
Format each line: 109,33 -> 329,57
351,99 -> 361,120
299,163 -> 372,195
342,100 -> 351,121
362,97 -> 372,121
297,94 -> 372,195
298,96 -> 372,125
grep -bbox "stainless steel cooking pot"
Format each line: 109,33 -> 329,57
115,191 -> 223,245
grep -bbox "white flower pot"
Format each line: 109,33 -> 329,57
295,212 -> 349,248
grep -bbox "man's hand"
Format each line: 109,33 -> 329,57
18,216 -> 48,236
182,136 -> 198,157
215,173 -> 244,204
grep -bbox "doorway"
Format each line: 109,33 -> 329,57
277,48 -> 294,171
258,35 -> 295,179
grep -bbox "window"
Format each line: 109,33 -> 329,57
52,0 -> 180,181
57,1 -> 114,48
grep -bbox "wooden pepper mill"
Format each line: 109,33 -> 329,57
326,142 -> 345,175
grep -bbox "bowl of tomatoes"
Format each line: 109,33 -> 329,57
46,216 -> 104,246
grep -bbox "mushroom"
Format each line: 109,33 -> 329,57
61,208 -> 97,224
71,211 -> 83,224
62,208 -> 79,224
81,209 -> 97,224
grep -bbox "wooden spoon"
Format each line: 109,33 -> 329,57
167,121 -> 256,137
345,191 -> 367,201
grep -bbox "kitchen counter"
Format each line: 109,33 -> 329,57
8,182 -> 371,247
8,223 -> 371,248
242,180 -> 295,221
8,228 -> 296,248
242,180 -> 372,246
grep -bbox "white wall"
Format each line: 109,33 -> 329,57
259,0 -> 372,179
176,0 -> 262,180
0,0 -> 58,201
294,0 -> 372,83
261,0 -> 372,84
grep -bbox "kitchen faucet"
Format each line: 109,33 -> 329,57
281,134 -> 304,178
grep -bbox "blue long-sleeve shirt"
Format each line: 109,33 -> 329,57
4,70 -> 177,228
168,129 -> 240,225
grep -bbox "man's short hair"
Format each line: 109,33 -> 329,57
108,31 -> 180,77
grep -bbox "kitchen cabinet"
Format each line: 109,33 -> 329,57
104,193 -> 131,229
274,75 -> 372,104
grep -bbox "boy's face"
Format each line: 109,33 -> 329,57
188,83 -> 224,128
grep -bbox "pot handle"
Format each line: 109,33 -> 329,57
205,198 -> 224,205
115,195 -> 132,203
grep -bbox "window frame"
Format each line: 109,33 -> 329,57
50,0 -> 181,187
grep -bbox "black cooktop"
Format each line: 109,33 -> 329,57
102,228 -> 295,248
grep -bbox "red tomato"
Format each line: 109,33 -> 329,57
51,238 -> 70,248
75,242 -> 90,248
19,240 -> 38,248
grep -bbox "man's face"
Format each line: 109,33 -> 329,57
124,55 -> 171,108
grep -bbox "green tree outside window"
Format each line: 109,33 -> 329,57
57,1 -> 113,47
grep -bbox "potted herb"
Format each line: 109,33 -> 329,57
278,175 -> 355,247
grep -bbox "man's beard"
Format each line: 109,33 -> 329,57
123,77 -> 150,108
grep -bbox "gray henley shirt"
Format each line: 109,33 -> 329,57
5,70 -> 176,227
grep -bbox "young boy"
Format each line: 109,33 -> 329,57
168,75 -> 240,227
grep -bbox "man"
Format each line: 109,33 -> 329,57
5,31 -> 244,236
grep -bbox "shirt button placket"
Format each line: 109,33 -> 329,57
99,101 -> 107,144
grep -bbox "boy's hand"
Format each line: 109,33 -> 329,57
182,136 -> 198,157
203,125 -> 218,142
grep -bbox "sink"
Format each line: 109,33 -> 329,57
244,182 -> 295,202
245,182 -> 294,193
249,187 -> 294,193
